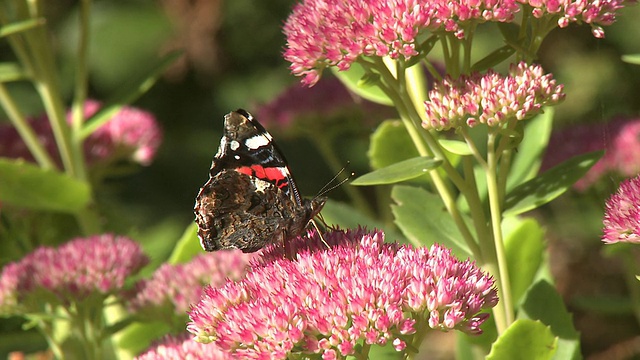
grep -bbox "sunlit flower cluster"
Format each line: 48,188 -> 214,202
518,0 -> 626,38
0,234 -> 148,312
284,0 -> 518,85
423,62 -> 564,131
0,100 -> 162,166
603,175 -> 640,244
129,251 -> 253,318
187,229 -> 497,359
135,334 -> 231,360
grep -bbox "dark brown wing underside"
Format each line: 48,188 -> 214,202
194,170 -> 313,252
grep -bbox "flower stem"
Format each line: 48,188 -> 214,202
0,83 -> 57,169
484,131 -> 514,333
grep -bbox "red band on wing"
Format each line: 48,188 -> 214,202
237,165 -> 289,189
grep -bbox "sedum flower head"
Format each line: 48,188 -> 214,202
187,229 -> 497,359
603,175 -> 640,244
283,0 -> 519,86
129,251 -> 253,319
423,62 -> 564,131
80,100 -> 162,166
136,333 -> 231,360
0,100 -> 162,166
0,234 -> 148,311
517,0 -> 627,38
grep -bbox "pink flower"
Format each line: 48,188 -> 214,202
602,175 -> 640,244
423,62 -> 565,131
80,100 -> 162,166
129,251 -> 254,320
136,333 -> 231,360
518,0 -> 627,38
187,229 -> 497,359
0,234 -> 148,310
0,100 -> 162,166
284,0 -> 519,85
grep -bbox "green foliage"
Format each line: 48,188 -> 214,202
351,156 -> 441,185
391,185 -> 472,258
368,119 -> 421,170
504,151 -> 604,216
0,158 -> 90,213
487,319 -> 557,360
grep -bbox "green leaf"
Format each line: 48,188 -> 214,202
439,139 -> 472,156
167,222 -> 203,264
332,62 -> 393,106
0,18 -> 44,38
368,340 -> 405,359
504,217 -> 545,305
116,321 -> 171,355
80,51 -> 182,139
0,62 -> 29,82
571,295 -> 633,315
504,150 -> 604,216
508,109 -> 554,190
368,119 -> 420,170
391,185 -> 471,258
622,54 -> 640,65
351,156 -> 441,186
0,158 -> 90,213
319,200 -> 406,243
471,44 -> 516,72
519,280 -> 582,360
487,319 -> 557,360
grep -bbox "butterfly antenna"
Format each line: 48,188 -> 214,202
316,161 -> 355,198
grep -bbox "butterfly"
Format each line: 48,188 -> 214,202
194,109 -> 326,253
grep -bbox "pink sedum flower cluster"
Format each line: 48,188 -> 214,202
129,251 -> 254,317
284,0 -> 518,85
0,100 -> 162,166
602,175 -> 640,244
187,229 -> 497,359
423,62 -> 564,131
0,234 -> 148,312
283,0 -> 627,85
518,0 -> 626,38
136,334 -> 231,360
81,100 -> 162,166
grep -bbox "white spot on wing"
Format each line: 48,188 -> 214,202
245,134 -> 271,150
230,140 -> 240,151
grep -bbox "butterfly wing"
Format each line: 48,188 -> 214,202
194,109 -> 325,253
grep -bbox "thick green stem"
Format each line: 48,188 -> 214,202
484,131 -> 514,333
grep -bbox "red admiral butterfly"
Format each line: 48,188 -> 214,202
194,109 -> 326,253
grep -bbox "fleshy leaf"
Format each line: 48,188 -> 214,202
391,185 -> 471,258
351,156 -> 441,186
504,151 -> 603,216
439,139 -> 473,156
319,200 -> 406,243
332,62 -> 393,106
519,280 -> 581,360
508,109 -> 554,190
168,222 -> 202,264
503,217 -> 545,305
471,44 -> 516,72
0,158 -> 90,213
487,319 -> 557,360
622,54 -> 640,65
368,119 -> 420,170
